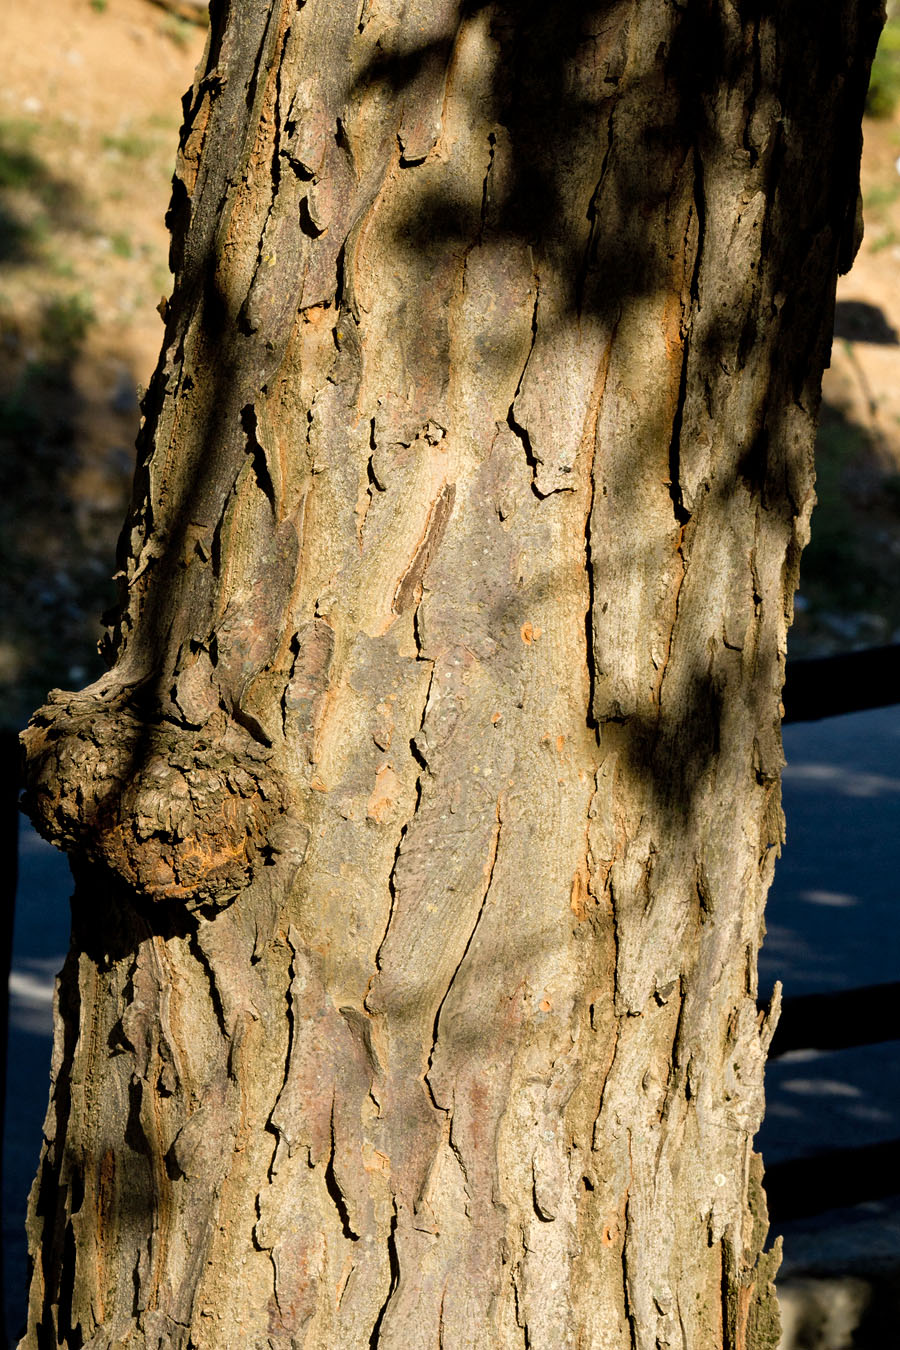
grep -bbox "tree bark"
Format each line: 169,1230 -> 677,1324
19,2 -> 882,1347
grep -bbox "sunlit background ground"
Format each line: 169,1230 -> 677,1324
1,3 -> 898,1347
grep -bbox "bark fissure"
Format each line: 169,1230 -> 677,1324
424,798 -> 503,1116
651,523 -> 687,721
622,1168 -> 637,1350
666,166 -> 704,529
368,746 -> 426,989
368,1203 -> 400,1349
583,324 -> 615,739
506,279 -> 542,496
241,403 -> 278,514
478,130 -> 496,241
182,933 -> 224,1049
267,931 -> 299,1177
576,103 -> 616,318
325,1097 -> 361,1242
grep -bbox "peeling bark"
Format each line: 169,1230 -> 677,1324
18,2 -> 883,1347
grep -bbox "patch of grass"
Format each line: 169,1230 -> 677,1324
26,212 -> 51,245
47,251 -> 77,279
863,181 -> 900,213
39,293 -> 94,360
0,122 -> 86,256
147,112 -> 181,132
36,174 -> 80,215
102,132 -> 155,160
0,369 -> 43,441
0,206 -> 36,262
0,138 -> 42,190
89,0 -> 108,12
870,228 -> 900,253
160,16 -> 194,50
110,231 -> 133,258
867,19 -> 900,118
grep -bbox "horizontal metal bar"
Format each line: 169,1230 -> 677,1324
783,644 -> 900,723
770,983 -> 900,1058
764,1138 -> 900,1222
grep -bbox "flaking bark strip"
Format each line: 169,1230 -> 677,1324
391,481 -> 456,616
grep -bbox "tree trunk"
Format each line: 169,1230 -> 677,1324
19,3 -> 882,1347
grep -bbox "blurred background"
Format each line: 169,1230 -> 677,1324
1,2 -> 898,1347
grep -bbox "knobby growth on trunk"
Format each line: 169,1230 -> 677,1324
19,2 -> 882,1347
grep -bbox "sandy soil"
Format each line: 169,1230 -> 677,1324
829,117 -> 900,443
0,0 -> 206,729
0,0 -> 205,426
1,1 -> 899,729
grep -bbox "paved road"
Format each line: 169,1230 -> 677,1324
3,706 -> 899,1341
3,820 -> 69,1343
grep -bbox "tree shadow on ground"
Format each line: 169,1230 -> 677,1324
0,122 -> 138,734
794,394 -> 900,656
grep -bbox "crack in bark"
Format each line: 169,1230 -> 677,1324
657,977 -> 688,1136
583,468 -> 599,739
367,1201 -> 399,1348
188,925 -> 229,1042
531,1159 -> 555,1224
743,19 -> 764,168
209,452 -> 247,583
511,1262 -> 529,1348
270,13 -> 288,196
237,4 -> 293,333
506,278 -> 542,497
240,403 -> 278,513
667,328 -> 693,530
266,932 -> 298,1177
576,103 -> 616,318
356,418 -> 381,549
461,130 -> 497,298
582,322 -> 616,739
423,797 -> 503,1117
622,1148 -> 637,1350
367,787 -> 417,982
720,1236 -> 734,1350
366,667 -> 434,993
608,872 -> 623,1018
391,481 -> 456,618
242,2 -> 282,146
324,1095 -> 360,1242
667,147 -> 705,527
479,131 -> 496,239
651,528 -> 687,724
677,1293 -> 690,1350
591,1018 -> 619,1151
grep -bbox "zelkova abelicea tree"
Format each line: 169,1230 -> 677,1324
19,2 -> 881,1346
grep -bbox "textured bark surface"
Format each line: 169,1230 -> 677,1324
19,2 -> 882,1347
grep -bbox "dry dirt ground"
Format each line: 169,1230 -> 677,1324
805,115 -> 900,659
0,0 -> 206,731
2,0 -> 900,732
